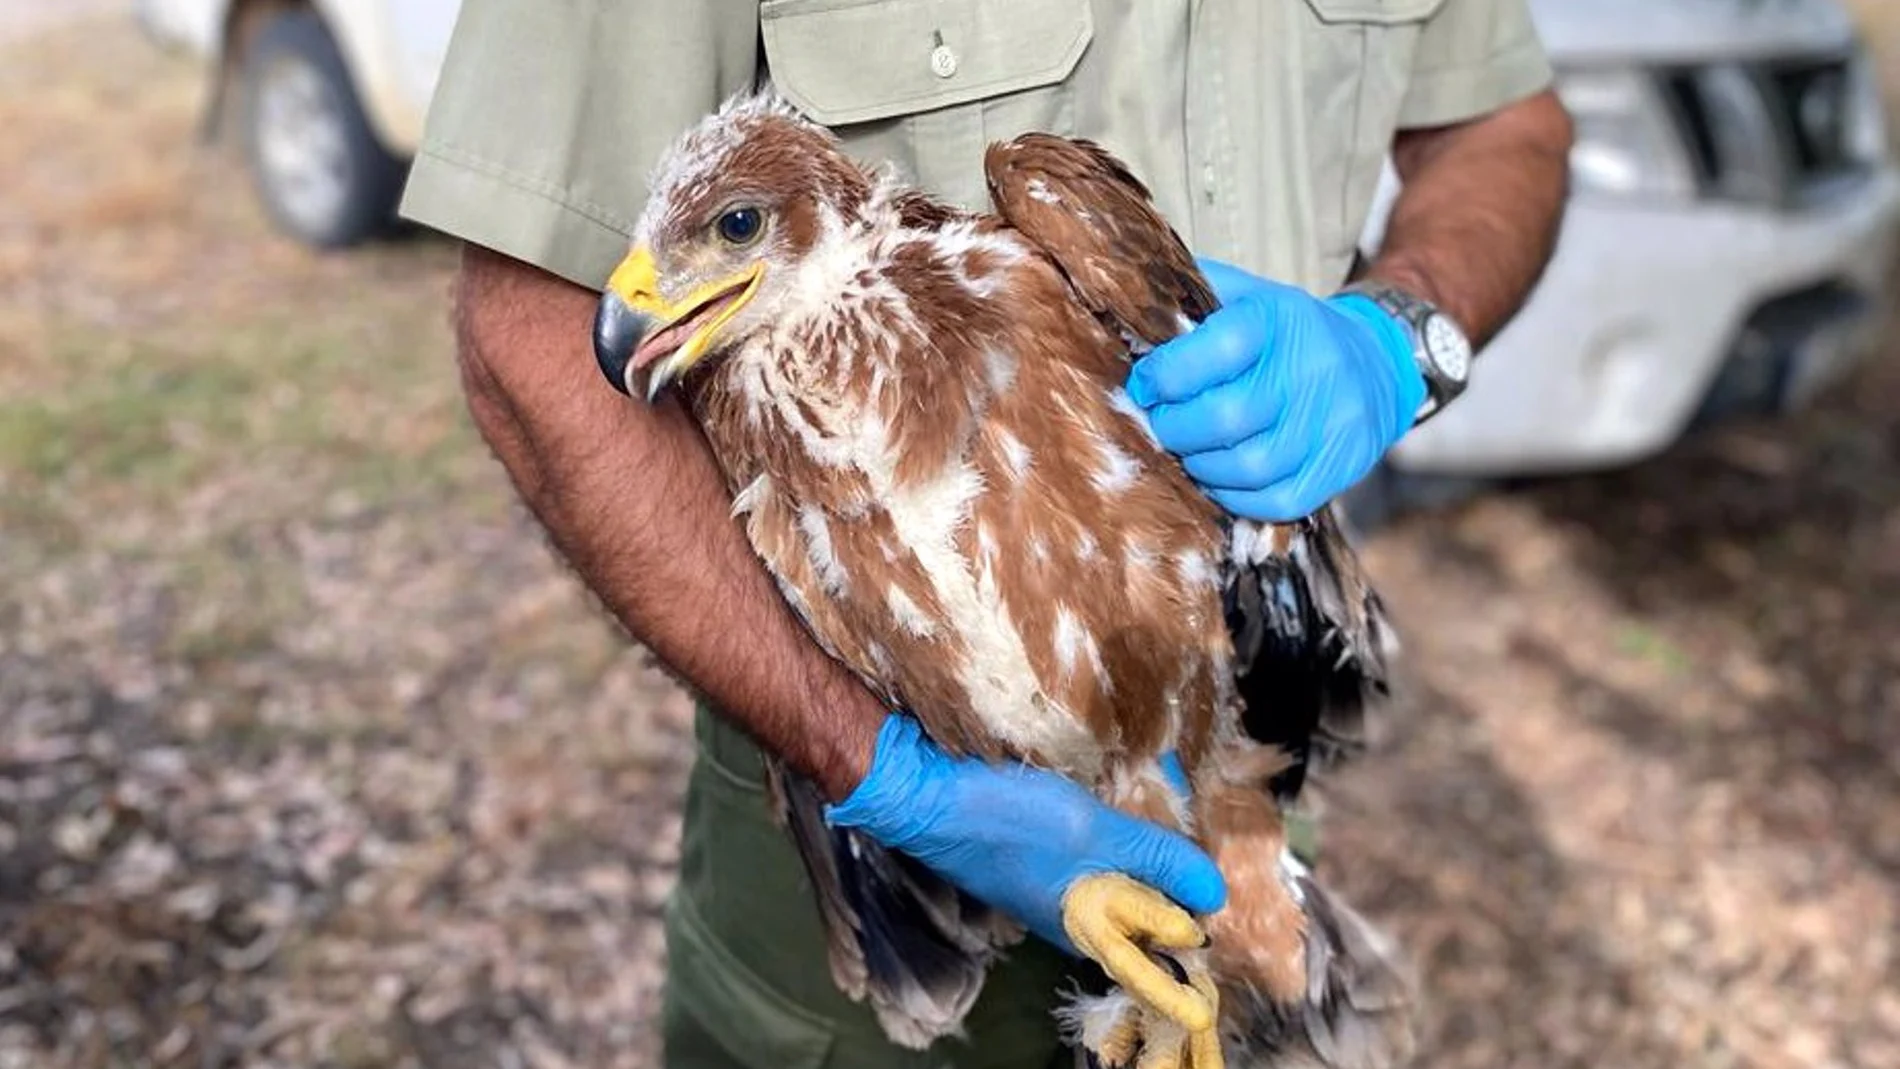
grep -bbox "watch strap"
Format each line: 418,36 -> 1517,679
1337,280 -> 1470,423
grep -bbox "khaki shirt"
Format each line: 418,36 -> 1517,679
400,0 -> 1551,295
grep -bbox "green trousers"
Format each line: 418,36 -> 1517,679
662,705 -> 1083,1069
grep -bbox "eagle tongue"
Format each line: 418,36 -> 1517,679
630,318 -> 694,372
632,283 -> 746,370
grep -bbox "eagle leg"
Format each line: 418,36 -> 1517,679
1061,874 -> 1224,1069
1068,971 -> 1225,1069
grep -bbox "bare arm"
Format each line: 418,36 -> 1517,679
453,243 -> 882,800
1370,88 -> 1575,347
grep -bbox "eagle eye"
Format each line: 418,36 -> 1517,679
716,207 -> 764,247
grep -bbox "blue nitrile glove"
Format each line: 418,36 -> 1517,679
826,714 -> 1226,953
1125,257 -> 1428,521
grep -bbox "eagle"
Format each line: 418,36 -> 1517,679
592,93 -> 1413,1069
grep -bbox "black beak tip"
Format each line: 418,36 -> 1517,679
592,292 -> 644,396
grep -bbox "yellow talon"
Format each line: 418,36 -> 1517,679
1075,968 -> 1224,1069
1062,873 -> 1216,1035
1186,972 -> 1223,1069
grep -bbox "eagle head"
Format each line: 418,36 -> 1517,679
593,93 -> 874,401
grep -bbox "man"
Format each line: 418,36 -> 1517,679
399,3 -> 1573,1067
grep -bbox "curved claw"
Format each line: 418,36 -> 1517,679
1063,874 -> 1216,1035
1074,969 -> 1225,1069
1186,972 -> 1224,1069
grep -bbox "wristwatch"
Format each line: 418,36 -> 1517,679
1340,281 -> 1472,423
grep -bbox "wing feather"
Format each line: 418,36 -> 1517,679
984,133 -> 1216,348
984,133 -> 1393,794
766,762 -> 1011,1049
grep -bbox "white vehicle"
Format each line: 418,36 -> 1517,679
138,0 -> 1898,492
1375,0 -> 1900,501
138,0 -> 459,247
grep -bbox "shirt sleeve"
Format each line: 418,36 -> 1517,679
1397,0 -> 1555,129
397,0 -> 762,290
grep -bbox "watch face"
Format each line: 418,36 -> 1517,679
1424,313 -> 1471,383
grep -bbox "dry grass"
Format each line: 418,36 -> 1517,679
1,18 -> 689,1069
1,10 -> 1897,1069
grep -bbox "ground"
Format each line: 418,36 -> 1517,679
0,8 -> 1896,1069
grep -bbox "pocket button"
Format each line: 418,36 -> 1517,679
930,43 -> 960,79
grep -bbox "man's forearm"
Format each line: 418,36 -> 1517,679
1369,89 -> 1574,348
452,244 -> 882,800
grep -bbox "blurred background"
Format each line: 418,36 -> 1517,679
2,1 -> 1897,1067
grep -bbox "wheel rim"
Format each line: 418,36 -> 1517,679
254,55 -> 353,236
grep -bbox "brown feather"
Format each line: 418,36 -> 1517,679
620,97 -> 1408,1067
985,134 -> 1217,345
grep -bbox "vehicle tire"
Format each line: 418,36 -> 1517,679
239,9 -> 406,248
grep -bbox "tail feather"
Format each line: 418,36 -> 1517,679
1294,873 -> 1417,1069
1223,509 -> 1395,801
1195,782 -> 1416,1069
768,761 -> 1016,1049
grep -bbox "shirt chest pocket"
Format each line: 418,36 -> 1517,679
1298,0 -> 1445,266
760,0 -> 1093,209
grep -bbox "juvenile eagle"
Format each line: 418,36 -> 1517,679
593,94 -> 1412,1069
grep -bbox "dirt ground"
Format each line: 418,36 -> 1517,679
2,9 -> 1897,1069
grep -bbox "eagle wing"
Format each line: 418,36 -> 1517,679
987,134 -> 1413,1065
984,134 -> 1217,346
985,132 -> 1395,798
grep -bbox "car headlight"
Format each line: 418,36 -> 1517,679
1555,66 -> 1698,201
1846,50 -> 1891,165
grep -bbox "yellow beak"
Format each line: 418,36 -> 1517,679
592,246 -> 763,402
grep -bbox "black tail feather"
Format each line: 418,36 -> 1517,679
769,763 -> 1015,1049
1222,508 -> 1394,803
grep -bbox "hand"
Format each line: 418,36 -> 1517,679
825,714 -> 1226,952
1125,258 -> 1428,521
